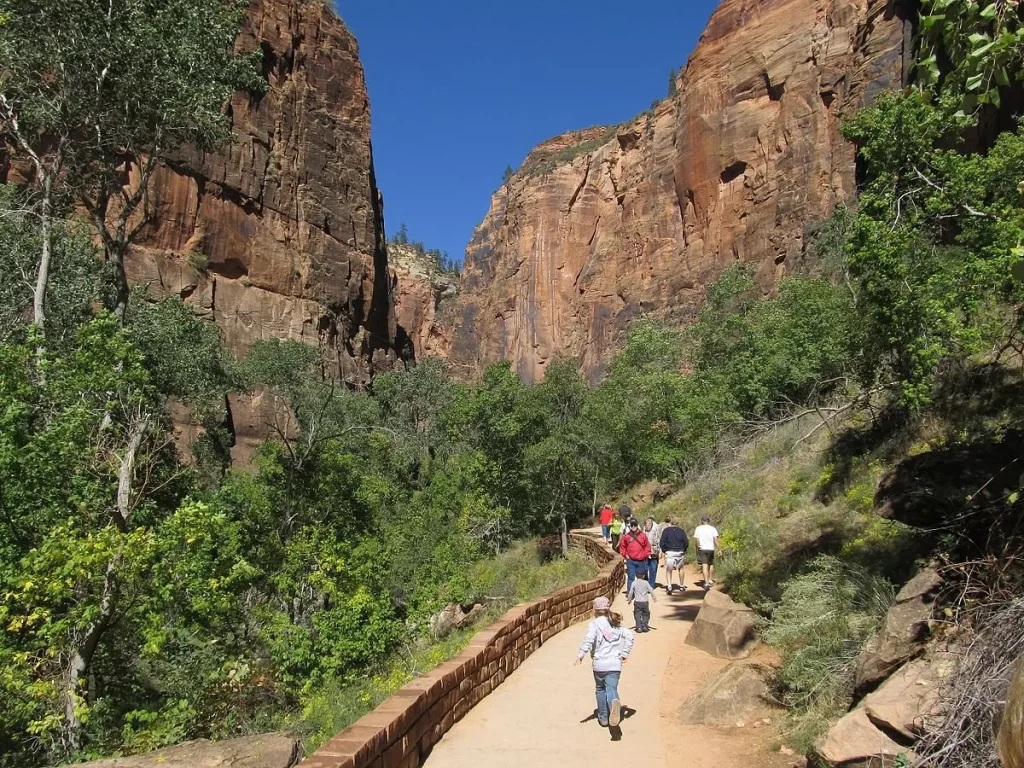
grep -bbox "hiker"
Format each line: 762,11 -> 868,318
627,570 -> 656,632
644,517 -> 660,588
693,515 -> 721,590
658,517 -> 689,593
574,596 -> 634,728
618,518 -> 652,594
609,513 -> 624,551
599,504 -> 614,543
618,504 -> 632,530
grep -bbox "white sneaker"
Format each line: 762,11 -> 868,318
609,698 -> 622,727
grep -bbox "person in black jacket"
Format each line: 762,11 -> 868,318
658,517 -> 689,594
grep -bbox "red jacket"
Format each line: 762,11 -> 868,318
619,530 -> 651,560
599,506 -> 614,525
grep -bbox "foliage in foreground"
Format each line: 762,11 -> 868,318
765,557 -> 895,753
297,542 -> 597,753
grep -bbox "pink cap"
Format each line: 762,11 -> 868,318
593,596 -> 611,611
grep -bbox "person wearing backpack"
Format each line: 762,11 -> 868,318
575,596 -> 635,727
658,517 -> 689,594
618,519 -> 652,595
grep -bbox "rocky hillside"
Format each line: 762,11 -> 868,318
122,0 -> 397,456
446,0 -> 913,382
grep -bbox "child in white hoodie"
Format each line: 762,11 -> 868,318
574,596 -> 635,727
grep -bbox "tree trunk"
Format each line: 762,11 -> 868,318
63,556 -> 119,755
560,516 -> 569,558
109,240 -> 130,322
33,170 -> 54,329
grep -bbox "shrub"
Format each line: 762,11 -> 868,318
765,556 -> 895,753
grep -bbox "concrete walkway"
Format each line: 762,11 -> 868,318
423,544 -> 705,768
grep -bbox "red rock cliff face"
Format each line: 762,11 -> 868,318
448,0 -> 912,382
124,0 -> 396,459
128,0 -> 394,376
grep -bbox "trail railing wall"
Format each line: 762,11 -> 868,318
301,532 -> 623,768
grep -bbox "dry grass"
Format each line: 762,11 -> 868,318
914,599 -> 1024,768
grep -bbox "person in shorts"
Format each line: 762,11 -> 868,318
693,515 -> 720,590
658,517 -> 688,593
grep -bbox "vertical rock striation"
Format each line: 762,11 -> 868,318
124,0 -> 397,459
128,0 -> 395,382
448,0 -> 912,382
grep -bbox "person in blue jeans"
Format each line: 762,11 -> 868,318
575,596 -> 635,727
618,519 -> 652,595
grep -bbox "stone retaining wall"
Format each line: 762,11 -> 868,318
301,532 -> 623,768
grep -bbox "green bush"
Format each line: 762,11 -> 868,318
765,556 -> 895,753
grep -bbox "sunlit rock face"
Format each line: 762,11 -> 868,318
129,0 -> 396,387
447,0 -> 910,382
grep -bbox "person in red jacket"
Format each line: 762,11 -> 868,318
599,504 -> 614,543
618,519 -> 651,595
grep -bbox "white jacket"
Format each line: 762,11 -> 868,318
576,616 -> 635,672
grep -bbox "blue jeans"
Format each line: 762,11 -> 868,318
594,670 -> 621,724
601,524 -> 610,540
626,559 -> 647,593
648,557 -> 659,587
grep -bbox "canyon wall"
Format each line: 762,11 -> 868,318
123,0 -> 397,458
447,0 -> 913,382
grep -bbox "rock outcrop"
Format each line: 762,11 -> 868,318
128,0 -> 396,386
814,707 -> 914,767
679,661 -> 779,726
68,733 -> 300,768
685,590 -> 760,660
389,243 -> 460,361
855,567 -> 942,696
447,0 -> 912,381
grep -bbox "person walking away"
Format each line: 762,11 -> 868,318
609,514 -> 624,552
599,504 -> 614,543
575,596 -> 634,727
644,517 -> 661,588
618,504 -> 632,531
619,519 -> 651,595
627,571 -> 656,632
694,515 -> 721,590
658,517 -> 689,593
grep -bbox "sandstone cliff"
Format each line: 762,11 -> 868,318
389,243 -> 460,361
122,0 -> 396,458
449,0 -> 913,382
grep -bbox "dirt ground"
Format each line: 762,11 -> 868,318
424,537 -> 801,768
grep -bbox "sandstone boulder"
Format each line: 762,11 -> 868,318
863,655 -> 953,741
430,602 -> 486,638
855,567 -> 942,695
814,708 -> 915,768
685,590 -> 759,660
68,733 -> 299,768
679,662 -> 779,726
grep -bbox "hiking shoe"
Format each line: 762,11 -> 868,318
598,719 -> 609,727
609,698 -> 622,727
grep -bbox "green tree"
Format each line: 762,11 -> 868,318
0,316 -> 181,758
0,0 -> 262,322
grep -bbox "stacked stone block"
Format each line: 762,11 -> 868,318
301,533 -> 623,768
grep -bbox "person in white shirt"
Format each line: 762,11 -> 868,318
693,515 -> 720,590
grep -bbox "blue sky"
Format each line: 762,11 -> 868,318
335,1 -> 721,263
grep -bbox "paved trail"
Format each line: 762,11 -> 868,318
424,537 -> 795,768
